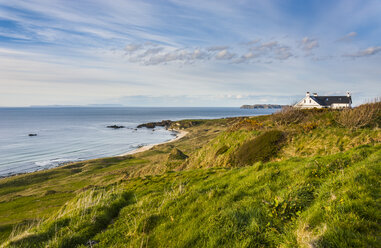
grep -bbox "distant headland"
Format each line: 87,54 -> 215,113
240,104 -> 287,109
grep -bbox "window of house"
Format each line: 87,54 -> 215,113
304,100 -> 306,103
309,100 -> 311,103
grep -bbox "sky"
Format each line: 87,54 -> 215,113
0,0 -> 380,107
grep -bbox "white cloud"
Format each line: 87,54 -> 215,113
258,41 -> 278,50
275,46 -> 293,60
233,52 -> 261,64
215,49 -> 236,60
190,49 -> 209,60
121,38 -> 300,65
0,0 -> 380,106
300,37 -> 319,51
337,31 -> 357,41
343,46 -> 381,58
125,44 -> 143,53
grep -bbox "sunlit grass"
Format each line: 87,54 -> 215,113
0,105 -> 380,247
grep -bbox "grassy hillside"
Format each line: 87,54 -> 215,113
0,103 -> 380,247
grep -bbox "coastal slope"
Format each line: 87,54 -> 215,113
0,102 -> 380,247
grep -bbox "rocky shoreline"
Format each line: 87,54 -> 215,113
137,120 -> 172,129
1,120 -> 185,179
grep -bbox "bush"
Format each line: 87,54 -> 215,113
336,100 -> 381,129
300,122 -> 318,132
272,107 -> 305,125
229,118 -> 264,131
232,130 -> 285,166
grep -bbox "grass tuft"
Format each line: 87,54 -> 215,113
232,130 -> 285,166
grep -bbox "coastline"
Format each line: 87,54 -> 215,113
118,129 -> 188,156
2,107 -> 381,246
0,108 -> 277,179
0,129 -> 188,179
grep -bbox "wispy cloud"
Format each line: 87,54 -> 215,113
257,41 -> 279,50
215,49 -> 236,60
0,0 -> 380,106
337,31 -> 357,42
275,46 -> 293,60
300,37 -> 319,51
343,46 -> 381,58
120,39 -> 300,65
207,46 -> 229,51
125,44 -> 143,53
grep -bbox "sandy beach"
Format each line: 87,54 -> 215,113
118,129 -> 188,156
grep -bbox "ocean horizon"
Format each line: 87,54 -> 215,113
0,107 -> 277,177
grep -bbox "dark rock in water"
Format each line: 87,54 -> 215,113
107,125 -> 125,129
137,120 -> 172,129
168,148 -> 189,160
28,133 -> 37,136
144,122 -> 156,128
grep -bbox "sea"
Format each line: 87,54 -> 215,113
0,107 -> 277,177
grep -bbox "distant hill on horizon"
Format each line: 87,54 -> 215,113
240,104 -> 288,109
28,104 -> 126,108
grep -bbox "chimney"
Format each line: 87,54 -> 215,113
313,93 -> 318,97
347,91 -> 351,97
306,92 -> 310,97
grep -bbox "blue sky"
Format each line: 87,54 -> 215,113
0,0 -> 380,106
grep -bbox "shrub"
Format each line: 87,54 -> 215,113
300,122 -> 318,132
336,100 -> 381,129
230,119 -> 264,131
232,130 -> 285,166
272,107 -> 305,125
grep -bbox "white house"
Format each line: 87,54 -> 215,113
294,92 -> 352,109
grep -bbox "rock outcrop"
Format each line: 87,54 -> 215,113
107,125 -> 125,129
137,120 -> 172,129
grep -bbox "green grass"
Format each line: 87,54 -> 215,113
0,157 -> 148,241
0,119 -> 226,242
232,130 -> 285,166
4,145 -> 380,247
0,108 -> 380,247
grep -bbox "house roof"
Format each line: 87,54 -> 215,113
311,96 -> 352,106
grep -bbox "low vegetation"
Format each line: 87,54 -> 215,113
0,101 -> 380,247
232,130 -> 285,166
336,99 -> 381,129
272,106 -> 307,125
